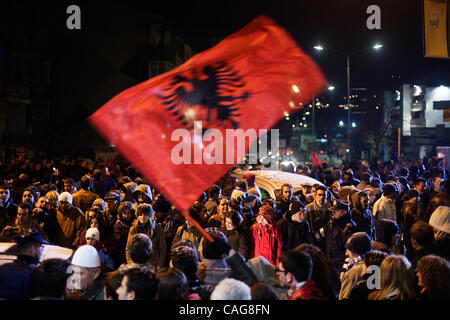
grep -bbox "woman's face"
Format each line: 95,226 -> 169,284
218,199 -> 228,216
90,218 -> 99,229
137,212 -> 149,224
416,270 -> 424,288
122,208 -> 134,221
225,218 -> 234,231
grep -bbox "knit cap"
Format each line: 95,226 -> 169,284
86,227 -> 100,241
258,205 -> 277,223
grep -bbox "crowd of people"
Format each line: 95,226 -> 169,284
0,154 -> 449,300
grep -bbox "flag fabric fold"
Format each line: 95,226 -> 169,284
88,15 -> 327,228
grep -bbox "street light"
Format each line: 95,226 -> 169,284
314,43 -> 383,151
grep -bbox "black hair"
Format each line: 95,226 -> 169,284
201,228 -> 229,259
123,268 -> 159,300
279,250 -> 312,283
155,267 -> 190,300
79,175 -> 92,190
104,271 -> 123,300
128,233 -> 153,263
364,250 -> 388,267
250,282 -> 280,300
32,258 -> 70,298
170,245 -> 199,279
410,221 -> 435,248
227,210 -> 243,228
345,232 -> 372,256
236,181 -> 248,192
207,185 -> 221,199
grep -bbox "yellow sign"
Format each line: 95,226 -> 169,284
424,0 -> 449,58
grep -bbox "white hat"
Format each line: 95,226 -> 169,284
429,206 -> 450,234
71,245 -> 101,268
59,192 -> 73,205
86,227 -> 100,241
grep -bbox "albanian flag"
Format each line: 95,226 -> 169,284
311,151 -> 324,168
88,15 -> 326,239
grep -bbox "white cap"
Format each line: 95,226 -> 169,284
429,206 -> 450,234
59,192 -> 73,205
71,245 -> 101,268
86,227 -> 100,241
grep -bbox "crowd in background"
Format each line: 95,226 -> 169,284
0,153 -> 449,300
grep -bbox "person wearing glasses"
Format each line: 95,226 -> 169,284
276,250 -> 326,300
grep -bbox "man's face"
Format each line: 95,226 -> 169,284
415,182 -> 427,195
396,180 -> 405,193
301,186 -> 310,196
282,186 -> 293,202
276,262 -> 290,288
116,275 -> 133,300
316,189 -> 326,205
64,183 -> 75,193
333,209 -> 347,219
36,197 -> 50,209
17,207 -> 31,226
311,187 -> 317,199
360,196 -> 370,210
0,188 -> 10,204
22,191 -> 34,205
59,200 -> 72,212
106,199 -> 119,213
70,266 -> 98,291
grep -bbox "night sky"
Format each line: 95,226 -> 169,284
2,0 -> 449,154
145,0 -> 450,91
4,0 -> 449,93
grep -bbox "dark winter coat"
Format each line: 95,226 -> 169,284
277,210 -> 312,251
325,212 -> 356,276
226,226 -> 250,260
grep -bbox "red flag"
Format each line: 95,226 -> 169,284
311,151 -> 324,168
88,16 -> 326,237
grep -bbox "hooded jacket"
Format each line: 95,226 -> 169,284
120,182 -> 137,202
132,184 -> 153,203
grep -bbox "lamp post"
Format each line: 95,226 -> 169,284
314,44 -> 383,152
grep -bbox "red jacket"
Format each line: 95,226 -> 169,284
249,222 -> 283,265
289,279 -> 327,300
